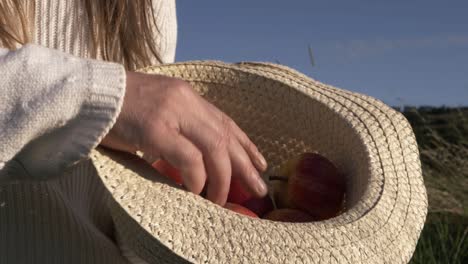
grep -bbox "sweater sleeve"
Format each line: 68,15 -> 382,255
0,44 -> 126,181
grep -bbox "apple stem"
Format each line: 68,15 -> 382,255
269,175 -> 288,182
267,187 -> 278,210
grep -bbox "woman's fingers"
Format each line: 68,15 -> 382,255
112,73 -> 269,206
202,100 -> 268,172
229,119 -> 268,172
145,125 -> 207,195
204,146 -> 232,205
180,112 -> 233,205
228,138 -> 268,198
180,104 -> 267,203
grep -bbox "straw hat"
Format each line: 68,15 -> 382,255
89,61 -> 428,264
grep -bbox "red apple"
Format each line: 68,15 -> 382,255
264,209 -> 316,222
283,153 -> 346,220
152,159 -> 183,185
242,195 -> 274,217
224,203 -> 259,218
227,177 -> 253,204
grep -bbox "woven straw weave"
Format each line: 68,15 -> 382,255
90,61 -> 428,264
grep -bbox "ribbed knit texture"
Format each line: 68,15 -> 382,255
0,0 -> 177,263
34,0 -> 91,58
33,0 -> 177,63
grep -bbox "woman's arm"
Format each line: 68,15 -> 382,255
0,44 -> 125,180
0,44 -> 268,206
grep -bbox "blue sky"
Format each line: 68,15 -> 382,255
175,0 -> 468,107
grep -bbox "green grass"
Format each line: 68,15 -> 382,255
401,106 -> 468,263
410,213 -> 467,264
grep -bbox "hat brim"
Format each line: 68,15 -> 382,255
90,61 -> 428,263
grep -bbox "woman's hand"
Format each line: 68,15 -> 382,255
101,71 -> 268,205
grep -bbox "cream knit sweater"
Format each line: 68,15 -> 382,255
0,0 -> 177,263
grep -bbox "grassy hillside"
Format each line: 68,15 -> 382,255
402,106 -> 468,264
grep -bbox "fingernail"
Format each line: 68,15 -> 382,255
254,172 -> 268,195
257,154 -> 267,169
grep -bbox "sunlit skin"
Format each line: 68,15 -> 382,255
101,71 -> 268,205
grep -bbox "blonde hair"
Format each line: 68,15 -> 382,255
0,0 -> 161,70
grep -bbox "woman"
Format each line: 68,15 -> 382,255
0,1 -> 267,262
